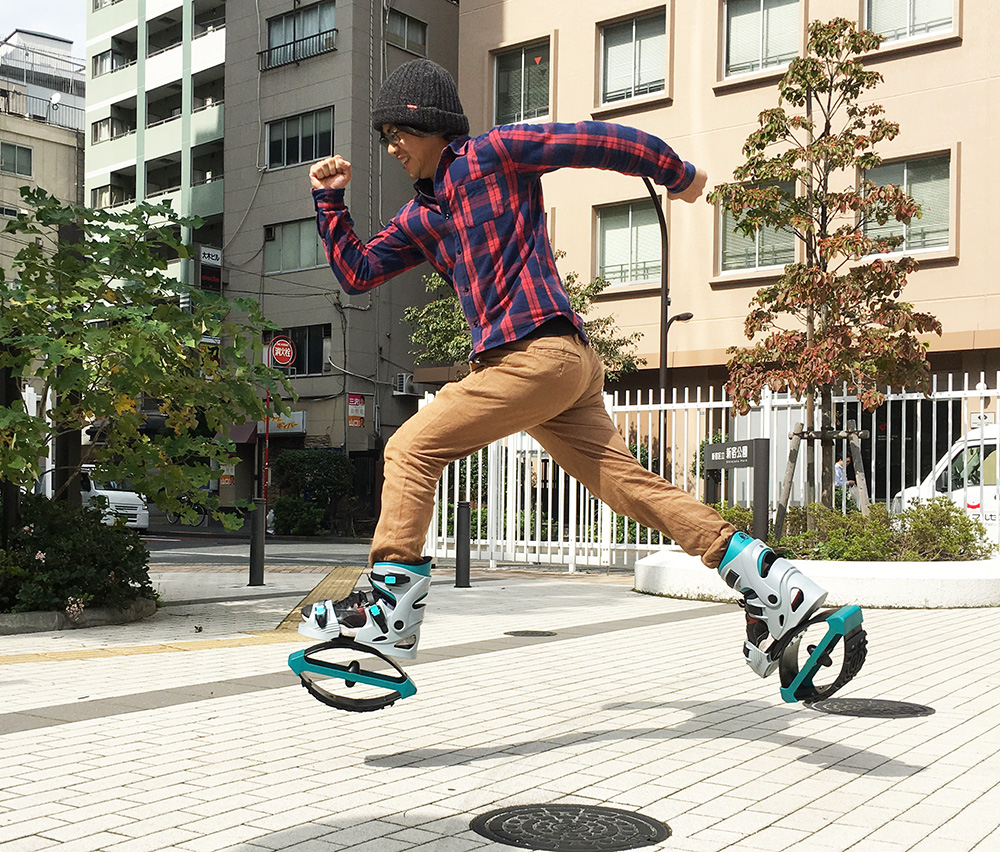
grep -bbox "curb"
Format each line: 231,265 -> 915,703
0,597 -> 157,636
635,547 -> 1000,608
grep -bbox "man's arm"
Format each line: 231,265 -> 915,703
496,121 -> 704,200
311,156 -> 426,292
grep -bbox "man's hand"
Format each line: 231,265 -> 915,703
310,155 -> 352,190
669,167 -> 708,204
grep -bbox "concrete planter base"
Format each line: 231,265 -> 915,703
635,547 -> 1000,608
0,597 -> 157,635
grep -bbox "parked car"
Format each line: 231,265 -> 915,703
80,467 -> 149,533
892,425 -> 1000,537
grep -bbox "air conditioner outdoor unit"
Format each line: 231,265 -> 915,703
393,372 -> 418,396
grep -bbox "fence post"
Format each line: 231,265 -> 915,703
774,422 -> 803,542
249,497 -> 265,586
455,501 -> 471,587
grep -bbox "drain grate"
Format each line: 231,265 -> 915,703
504,630 -> 557,637
470,804 -> 670,851
807,698 -> 935,718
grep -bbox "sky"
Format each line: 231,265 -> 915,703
4,0 -> 89,58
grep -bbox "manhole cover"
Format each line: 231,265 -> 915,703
504,630 -> 557,637
470,804 -> 670,851
807,698 -> 935,718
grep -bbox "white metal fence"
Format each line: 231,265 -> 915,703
424,373 -> 1000,569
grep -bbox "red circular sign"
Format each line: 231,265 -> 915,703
270,336 -> 296,367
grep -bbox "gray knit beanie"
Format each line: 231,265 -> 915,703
372,59 -> 469,137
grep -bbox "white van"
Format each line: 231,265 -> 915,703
80,468 -> 150,533
892,425 -> 1000,538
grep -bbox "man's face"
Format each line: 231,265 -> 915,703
380,125 -> 446,180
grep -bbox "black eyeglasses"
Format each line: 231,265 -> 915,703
378,126 -> 432,149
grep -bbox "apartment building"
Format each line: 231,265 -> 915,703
0,30 -> 86,276
457,0 -> 997,397
86,0 -> 460,509
86,0 -> 225,266
224,0 -> 460,510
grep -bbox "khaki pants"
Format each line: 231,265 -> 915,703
370,334 -> 735,569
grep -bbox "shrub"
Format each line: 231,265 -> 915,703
272,496 -> 325,536
714,497 -> 996,561
894,497 -> 996,561
0,494 -> 152,613
271,449 -> 353,527
773,499 -> 995,561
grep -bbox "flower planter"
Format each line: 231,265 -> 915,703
0,597 -> 157,635
634,547 -> 1000,608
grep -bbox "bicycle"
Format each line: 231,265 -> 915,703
165,495 -> 208,527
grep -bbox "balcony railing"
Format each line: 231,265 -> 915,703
0,90 -> 85,132
258,28 -> 337,70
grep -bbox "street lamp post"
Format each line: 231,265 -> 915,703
642,177 -> 694,392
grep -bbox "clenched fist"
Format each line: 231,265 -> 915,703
310,155 -> 352,190
668,167 -> 708,204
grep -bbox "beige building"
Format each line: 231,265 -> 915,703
457,0 -> 996,395
1,30 -> 85,276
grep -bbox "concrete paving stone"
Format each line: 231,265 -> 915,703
39,811 -> 136,842
0,815 -> 69,843
337,838 -> 410,852
232,822 -> 330,850
176,825 -> 273,852
407,835 -> 484,852
0,834 -> 60,852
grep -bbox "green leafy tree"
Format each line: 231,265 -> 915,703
0,187 -> 290,529
271,447 -> 353,527
708,18 -> 942,508
404,252 -> 645,382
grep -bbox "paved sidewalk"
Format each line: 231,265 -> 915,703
1,563 -> 999,852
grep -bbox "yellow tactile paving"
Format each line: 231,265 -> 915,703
276,564 -> 366,630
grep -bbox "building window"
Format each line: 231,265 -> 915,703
91,184 -> 134,208
267,107 -> 334,170
92,47 -> 135,77
867,0 -> 952,42
1,204 -> 20,218
494,40 -> 550,125
725,0 -> 799,77
91,115 -> 134,145
264,219 -> 326,273
386,9 -> 427,56
262,1 -> 336,70
265,324 -> 331,376
865,154 -> 950,252
0,142 -> 32,177
720,181 -> 796,272
601,14 -> 666,104
598,201 -> 662,285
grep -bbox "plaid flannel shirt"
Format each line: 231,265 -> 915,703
314,121 -> 695,355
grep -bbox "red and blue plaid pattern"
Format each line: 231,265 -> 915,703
314,121 -> 694,355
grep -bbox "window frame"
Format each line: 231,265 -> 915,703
263,324 -> 331,377
263,0 -> 337,69
386,8 -> 427,56
596,198 -> 663,287
264,219 -> 328,274
600,11 -> 667,105
0,141 -> 32,177
266,106 -> 334,171
865,0 -> 954,44
716,179 -> 797,276
723,0 -> 800,80
863,150 -> 954,257
493,38 -> 552,126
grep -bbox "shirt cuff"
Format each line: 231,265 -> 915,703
312,187 -> 346,207
667,162 -> 697,194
